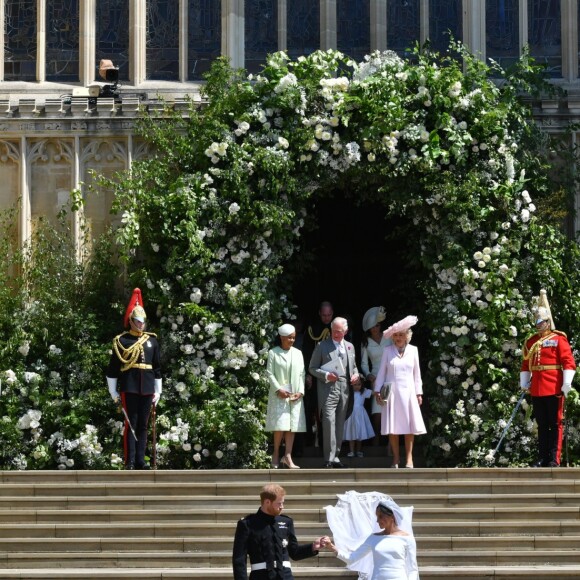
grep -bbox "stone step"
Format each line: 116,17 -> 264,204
0,567 -> 579,580
0,468 -> 579,579
1,478 -> 577,497
2,519 -> 580,538
0,494 -> 579,515
1,548 -> 580,568
1,504 -> 579,524
0,568 -> 356,579
1,534 -> 580,553
1,467 -> 578,484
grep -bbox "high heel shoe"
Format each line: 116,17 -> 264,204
270,461 -> 279,469
280,457 -> 300,469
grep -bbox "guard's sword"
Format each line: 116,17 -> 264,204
119,404 -> 138,441
492,390 -> 526,457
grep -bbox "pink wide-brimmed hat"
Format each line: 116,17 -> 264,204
383,315 -> 418,339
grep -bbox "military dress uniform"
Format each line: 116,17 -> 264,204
301,320 -> 331,446
106,330 -> 161,468
521,329 -> 576,466
232,509 -> 318,580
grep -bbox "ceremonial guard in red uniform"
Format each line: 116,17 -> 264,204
232,484 -> 324,580
520,290 -> 576,467
106,289 -> 162,469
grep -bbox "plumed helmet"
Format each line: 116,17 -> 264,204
123,288 -> 147,329
531,289 -> 554,330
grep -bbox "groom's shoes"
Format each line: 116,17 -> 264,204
323,460 -> 347,468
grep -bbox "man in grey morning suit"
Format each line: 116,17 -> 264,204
309,317 -> 360,468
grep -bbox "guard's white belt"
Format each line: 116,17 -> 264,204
250,561 -> 291,571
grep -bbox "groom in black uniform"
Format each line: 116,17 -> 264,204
232,483 -> 324,579
106,288 -> 162,469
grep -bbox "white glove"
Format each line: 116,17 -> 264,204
562,370 -> 575,397
519,371 -> 531,390
107,377 -> 119,402
153,378 -> 162,405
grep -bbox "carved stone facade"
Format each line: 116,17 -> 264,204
1,0 -> 579,249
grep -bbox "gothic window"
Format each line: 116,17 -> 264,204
486,0 -> 519,70
337,0 -> 370,63
528,0 -> 561,78
96,0 -> 129,81
188,0 -> 221,80
287,0 -> 320,60
245,0 -> 278,74
146,0 -> 179,80
428,0 -> 462,53
4,0 -> 37,81
387,0 -> 420,58
46,0 -> 79,82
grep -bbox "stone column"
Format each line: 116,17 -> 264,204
130,0 -> 146,84
519,0 -> 528,51
222,0 -> 244,70
463,0 -> 485,61
73,136 -> 82,260
561,0 -> 578,81
279,0 -> 287,52
420,0 -> 429,46
180,0 -> 188,82
371,0 -> 387,51
320,0 -> 336,50
80,0 -> 96,85
20,136 -> 30,247
0,0 -> 5,81
37,0 -> 46,82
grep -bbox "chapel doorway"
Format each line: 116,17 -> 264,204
292,191 -> 429,353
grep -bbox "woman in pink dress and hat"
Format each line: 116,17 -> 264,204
373,316 -> 426,468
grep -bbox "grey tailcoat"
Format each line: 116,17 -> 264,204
309,339 -> 358,462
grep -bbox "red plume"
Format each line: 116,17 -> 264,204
124,288 -> 144,328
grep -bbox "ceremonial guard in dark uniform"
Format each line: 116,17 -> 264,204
232,483 -> 324,579
520,290 -> 576,467
302,301 -> 334,446
106,288 -> 162,469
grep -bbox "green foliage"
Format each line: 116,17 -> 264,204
2,42 -> 580,470
0,213 -> 120,469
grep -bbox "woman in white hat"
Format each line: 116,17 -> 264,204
361,306 -> 392,444
374,316 -> 426,468
265,324 -> 306,468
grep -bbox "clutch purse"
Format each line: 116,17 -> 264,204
379,383 -> 392,404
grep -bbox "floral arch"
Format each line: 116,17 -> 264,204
2,44 -> 579,470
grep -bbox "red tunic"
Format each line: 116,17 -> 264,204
521,330 -> 576,397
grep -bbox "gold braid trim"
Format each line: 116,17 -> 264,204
522,332 -> 557,363
308,326 -> 330,342
112,332 -> 151,372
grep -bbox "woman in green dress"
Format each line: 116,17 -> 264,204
265,324 -> 306,469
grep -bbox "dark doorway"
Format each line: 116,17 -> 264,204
292,191 -> 427,350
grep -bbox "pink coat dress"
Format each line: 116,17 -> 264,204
373,344 -> 426,436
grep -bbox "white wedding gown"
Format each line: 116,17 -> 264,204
325,491 -> 419,580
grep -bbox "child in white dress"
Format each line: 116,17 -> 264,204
344,382 -> 375,457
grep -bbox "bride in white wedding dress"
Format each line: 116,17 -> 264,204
321,491 -> 419,580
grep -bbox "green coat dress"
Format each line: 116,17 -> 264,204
265,346 -> 306,432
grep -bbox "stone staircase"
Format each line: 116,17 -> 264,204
0,467 -> 579,579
